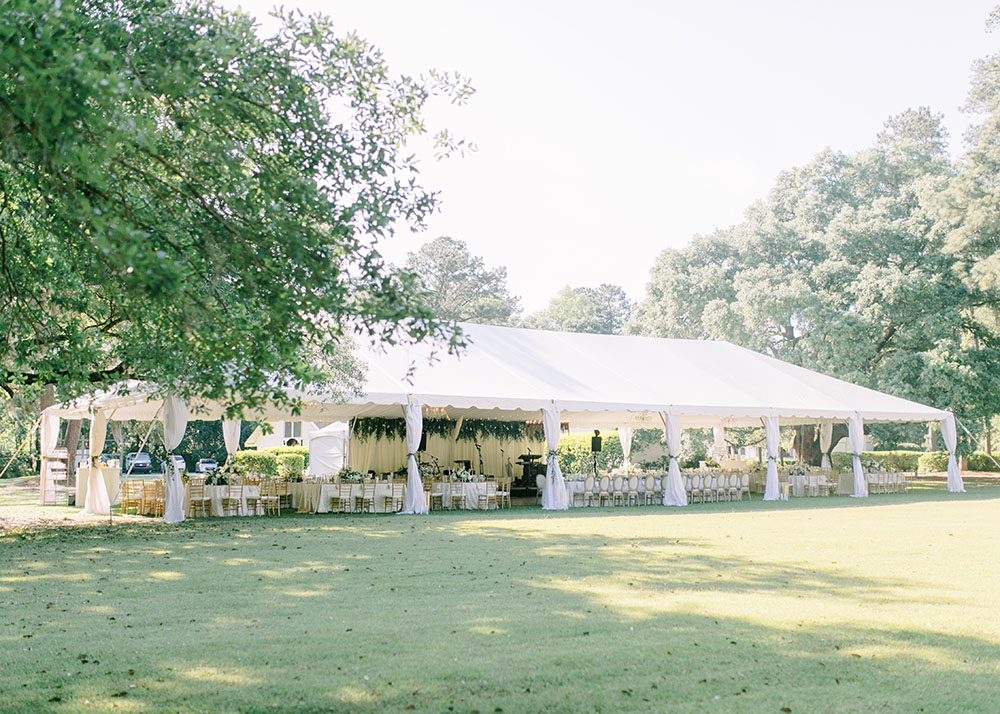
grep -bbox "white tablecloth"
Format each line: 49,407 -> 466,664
566,480 -> 649,506
291,482 -> 395,513
77,466 -> 120,507
184,484 -> 259,517
434,481 -> 495,510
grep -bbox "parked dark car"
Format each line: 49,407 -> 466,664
125,452 -> 151,474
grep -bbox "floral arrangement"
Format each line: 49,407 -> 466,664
787,463 -> 808,476
337,467 -> 365,482
204,471 -> 229,485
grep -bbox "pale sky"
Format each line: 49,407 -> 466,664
222,0 -> 998,313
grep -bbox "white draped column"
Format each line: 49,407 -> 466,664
940,414 -> 966,493
222,418 -> 242,462
80,408 -> 111,516
763,415 -> 781,501
37,412 -> 60,505
162,395 -> 189,522
848,412 -> 867,498
401,398 -> 428,514
661,412 -> 687,506
819,420 -> 833,469
618,426 -> 633,471
541,403 -> 568,510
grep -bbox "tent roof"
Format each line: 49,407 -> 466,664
44,323 -> 950,427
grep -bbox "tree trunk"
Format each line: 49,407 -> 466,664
64,419 -> 82,489
984,417 -> 992,455
794,425 -> 823,466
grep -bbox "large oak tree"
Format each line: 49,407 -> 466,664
1,0 -> 471,409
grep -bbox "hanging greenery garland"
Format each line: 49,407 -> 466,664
351,417 -> 543,443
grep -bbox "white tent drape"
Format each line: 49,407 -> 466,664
162,395 -> 188,522
819,420 -> 833,469
661,412 -> 687,506
401,398 -> 428,514
37,412 -> 60,505
80,409 -> 110,516
940,414 -> 966,493
222,418 -> 242,459
541,403 -> 568,510
618,426 -> 633,471
763,416 -> 780,501
848,412 -> 867,498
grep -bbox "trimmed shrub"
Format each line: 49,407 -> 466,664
262,445 -> 309,468
831,450 -> 923,471
232,450 -> 278,476
964,452 -> 1000,472
277,453 -> 305,481
556,431 -> 624,474
917,452 -> 948,473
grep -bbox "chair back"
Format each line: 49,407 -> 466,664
644,475 -> 655,492
627,475 -> 639,493
599,475 -> 610,492
584,474 -> 595,492
536,473 -> 546,492
612,476 -> 623,493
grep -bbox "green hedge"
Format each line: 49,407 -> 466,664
276,453 -> 305,481
965,452 -> 1000,472
262,445 -> 309,468
917,452 -> 948,473
831,450 -> 924,472
556,431 -> 624,474
232,450 -> 278,476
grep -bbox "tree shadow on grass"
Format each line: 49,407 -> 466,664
2,494 -> 999,713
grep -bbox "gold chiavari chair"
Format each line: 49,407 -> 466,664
427,480 -> 445,511
120,479 -> 141,515
383,480 -> 404,512
188,477 -> 210,518
221,477 -> 243,517
497,476 -> 512,509
243,475 -> 262,515
260,477 -> 281,516
356,479 -> 376,513
448,481 -> 465,510
151,479 -> 165,518
477,479 -> 498,510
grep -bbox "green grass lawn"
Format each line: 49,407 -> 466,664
2,477 -> 1000,713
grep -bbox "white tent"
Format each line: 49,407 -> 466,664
309,422 -> 349,478
39,323 -> 966,510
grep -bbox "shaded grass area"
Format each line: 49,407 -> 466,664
2,478 -> 999,713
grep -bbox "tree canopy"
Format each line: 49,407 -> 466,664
631,107 -> 1000,430
404,236 -> 520,325
0,0 -> 471,409
525,284 -> 631,335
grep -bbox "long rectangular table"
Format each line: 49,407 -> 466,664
288,481 -> 498,513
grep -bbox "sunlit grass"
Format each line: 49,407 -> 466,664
2,476 -> 1000,712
